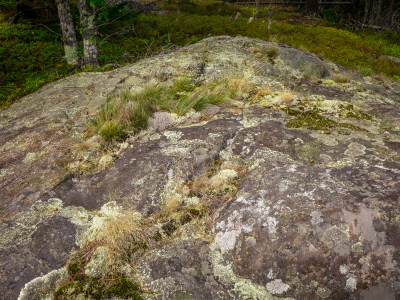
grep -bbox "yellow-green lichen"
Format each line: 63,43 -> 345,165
0,198 -> 63,250
209,243 -> 294,300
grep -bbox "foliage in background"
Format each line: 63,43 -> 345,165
1,2 -> 400,108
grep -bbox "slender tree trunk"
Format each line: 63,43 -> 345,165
76,0 -> 99,67
352,0 -> 361,19
375,0 -> 383,25
386,0 -> 395,26
255,0 -> 260,20
177,0 -> 180,13
304,0 -> 319,16
55,0 -> 78,66
268,6 -> 271,34
362,0 -> 371,24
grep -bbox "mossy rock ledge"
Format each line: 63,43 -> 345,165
1,36 -> 400,300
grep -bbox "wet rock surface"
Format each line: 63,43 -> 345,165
1,36 -> 400,299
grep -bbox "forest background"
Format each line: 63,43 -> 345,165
0,0 -> 399,108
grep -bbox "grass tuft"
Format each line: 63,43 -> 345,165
331,73 -> 350,83
281,89 -> 294,102
92,77 -> 229,142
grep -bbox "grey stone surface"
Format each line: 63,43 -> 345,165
1,36 -> 400,299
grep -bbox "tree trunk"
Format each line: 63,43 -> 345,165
362,0 -> 371,24
268,6 -> 271,34
352,0 -> 361,19
375,0 -> 383,25
386,0 -> 395,26
255,0 -> 260,20
76,0 -> 99,67
304,0 -> 319,16
55,0 -> 78,66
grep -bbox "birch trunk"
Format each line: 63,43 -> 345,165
255,0 -> 259,20
55,0 -> 78,66
76,0 -> 99,67
268,7 -> 271,34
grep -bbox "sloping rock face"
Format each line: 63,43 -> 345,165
1,36 -> 400,299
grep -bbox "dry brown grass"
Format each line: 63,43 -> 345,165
371,73 -> 387,82
265,46 -> 279,58
227,76 -> 255,98
281,89 -> 294,102
299,45 -> 308,52
308,75 -> 320,83
331,73 -> 350,83
84,203 -> 146,265
163,195 -> 183,214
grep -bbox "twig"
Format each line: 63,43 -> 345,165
99,29 -> 131,46
38,20 -> 63,37
97,10 -> 134,28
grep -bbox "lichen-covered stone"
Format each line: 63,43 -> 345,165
1,36 -> 400,299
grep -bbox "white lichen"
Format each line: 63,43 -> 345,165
22,152 -> 37,163
214,229 -> 241,253
18,267 -> 67,300
209,169 -> 238,188
266,279 -> 290,295
163,130 -> 183,143
310,211 -> 323,225
339,265 -> 348,275
346,277 -> 357,292
98,154 -> 114,169
84,246 -> 109,277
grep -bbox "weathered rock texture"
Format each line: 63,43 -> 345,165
1,36 -> 400,299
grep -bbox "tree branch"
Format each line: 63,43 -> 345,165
38,20 -> 63,37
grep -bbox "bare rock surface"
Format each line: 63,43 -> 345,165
1,36 -> 400,299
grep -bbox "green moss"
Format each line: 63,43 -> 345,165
297,140 -> 323,161
104,278 -> 144,299
338,103 -> 373,120
57,260 -> 143,299
68,262 -> 82,276
122,242 -> 148,261
54,283 -> 75,300
284,105 -> 366,132
207,159 -> 222,177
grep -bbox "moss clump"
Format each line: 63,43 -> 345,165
55,261 -> 144,299
104,278 -> 144,299
284,106 -> 365,132
67,262 -> 81,276
340,106 -> 373,121
208,159 -> 222,177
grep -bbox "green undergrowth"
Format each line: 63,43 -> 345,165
54,261 -> 145,300
2,4 -> 400,108
283,100 -> 373,133
54,158 -> 246,299
92,77 -> 226,142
